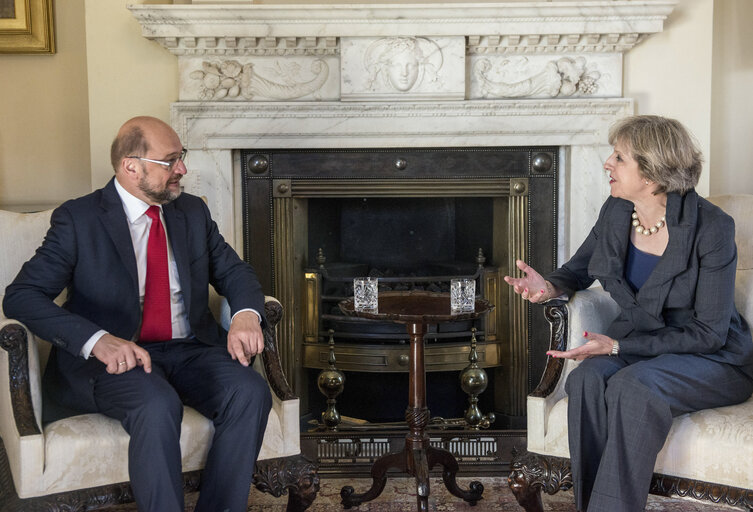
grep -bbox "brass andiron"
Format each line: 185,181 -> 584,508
460,328 -> 495,429
317,329 -> 345,430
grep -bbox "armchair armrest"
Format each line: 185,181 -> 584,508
526,288 -> 620,452
221,296 -> 299,458
0,319 -> 45,495
0,320 -> 42,437
220,295 -> 295,402
258,297 -> 295,401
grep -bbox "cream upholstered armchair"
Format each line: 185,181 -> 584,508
508,194 -> 753,511
0,209 -> 319,511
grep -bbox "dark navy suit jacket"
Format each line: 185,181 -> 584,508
547,189 -> 753,377
3,178 -> 266,417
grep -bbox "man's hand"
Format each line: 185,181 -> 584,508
91,334 -> 152,374
227,311 -> 264,367
547,331 -> 614,361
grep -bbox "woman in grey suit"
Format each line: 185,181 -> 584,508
504,115 -> 753,512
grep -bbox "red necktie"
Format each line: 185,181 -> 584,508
140,206 -> 172,342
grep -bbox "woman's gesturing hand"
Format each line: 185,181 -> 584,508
503,259 -> 552,303
547,331 -> 615,360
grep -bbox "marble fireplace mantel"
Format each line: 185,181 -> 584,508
128,1 -> 677,258
129,2 -> 676,54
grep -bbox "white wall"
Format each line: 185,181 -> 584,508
625,0 -> 714,196
84,0 -> 178,190
0,0 -> 91,209
710,0 -> 753,196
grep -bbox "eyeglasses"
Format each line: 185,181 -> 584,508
127,148 -> 188,171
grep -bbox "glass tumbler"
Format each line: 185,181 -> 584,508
450,278 -> 476,314
353,277 -> 379,312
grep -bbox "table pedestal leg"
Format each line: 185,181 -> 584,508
340,450 -> 406,509
427,445 -> 485,505
340,322 -> 483,511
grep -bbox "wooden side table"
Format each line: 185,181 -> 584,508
338,290 -> 493,512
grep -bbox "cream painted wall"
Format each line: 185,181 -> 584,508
624,0 -> 714,196
84,0 -> 178,191
710,0 -> 753,195
0,0 -> 90,209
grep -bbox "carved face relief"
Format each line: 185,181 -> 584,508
387,51 -> 420,91
364,37 -> 443,93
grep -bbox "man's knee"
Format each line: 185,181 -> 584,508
131,386 -> 183,427
227,370 -> 273,416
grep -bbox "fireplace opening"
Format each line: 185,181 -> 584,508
301,192 -> 505,427
303,195 -> 497,422
241,146 -> 558,430
310,194 -> 493,339
308,196 -> 492,269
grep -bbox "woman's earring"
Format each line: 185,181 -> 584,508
645,180 -> 650,185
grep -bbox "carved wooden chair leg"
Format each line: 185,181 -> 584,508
507,448 -> 573,512
254,454 -> 321,512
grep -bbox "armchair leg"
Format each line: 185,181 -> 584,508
253,454 -> 320,512
507,448 -> 573,512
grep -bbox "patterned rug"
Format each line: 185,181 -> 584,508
258,477 -> 739,511
124,476 -> 738,511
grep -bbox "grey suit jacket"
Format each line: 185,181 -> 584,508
547,189 -> 753,377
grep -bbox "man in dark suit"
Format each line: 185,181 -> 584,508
3,116 -> 272,512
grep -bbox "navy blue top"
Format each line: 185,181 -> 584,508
625,241 -> 661,291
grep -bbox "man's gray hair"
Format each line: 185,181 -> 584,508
110,126 -> 148,173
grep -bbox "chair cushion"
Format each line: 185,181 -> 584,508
42,405 -> 282,494
655,396 -> 753,488
542,395 -> 753,489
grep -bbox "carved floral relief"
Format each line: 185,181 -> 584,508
189,58 -> 331,101
472,56 -> 602,99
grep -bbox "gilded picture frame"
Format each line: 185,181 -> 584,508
0,0 -> 55,54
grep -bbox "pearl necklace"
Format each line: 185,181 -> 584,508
632,209 -> 666,236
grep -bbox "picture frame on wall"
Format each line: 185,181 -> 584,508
0,0 -> 55,54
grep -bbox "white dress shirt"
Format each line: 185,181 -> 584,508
81,179 -> 258,358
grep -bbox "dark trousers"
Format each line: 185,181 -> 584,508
91,338 -> 272,512
565,353 -> 753,512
